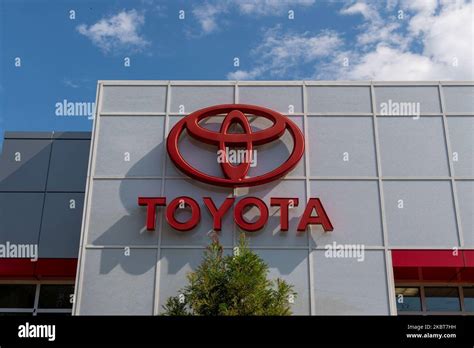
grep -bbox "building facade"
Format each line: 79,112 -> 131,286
0,131 -> 90,314
1,81 -> 473,315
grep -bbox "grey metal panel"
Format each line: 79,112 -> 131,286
157,249 -> 204,314
238,86 -> 303,114
78,248 -> 156,315
384,181 -> 458,246
0,193 -> 43,245
47,140 -> 90,192
161,179 -> 233,246
170,86 -> 234,114
456,181 -> 474,247
308,117 -> 377,176
87,180 -> 162,246
313,250 -> 389,315
4,132 -> 53,139
310,180 -> 383,246
101,86 -> 167,113
52,132 -> 91,140
38,193 -> 83,258
254,249 -> 309,315
307,86 -> 372,113
0,139 -> 52,191
443,86 -> 474,113
374,86 -> 441,114
447,117 -> 474,176
94,116 -> 165,177
237,180 -> 307,247
377,117 -> 449,176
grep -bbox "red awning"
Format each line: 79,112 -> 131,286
392,250 -> 474,283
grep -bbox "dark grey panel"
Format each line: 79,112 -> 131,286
0,139 -> 52,191
47,140 -> 90,192
52,132 -> 91,140
102,86 -> 167,113
456,181 -> 473,247
307,86 -> 372,113
313,250 -> 390,315
239,86 -> 303,114
374,86 -> 441,114
308,117 -> 377,176
377,117 -> 449,176
4,132 -> 52,139
384,181 -> 458,246
447,117 -> 474,177
78,248 -> 156,315
38,193 -> 83,258
443,86 -> 474,113
0,193 -> 43,245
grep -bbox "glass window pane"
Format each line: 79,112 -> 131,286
425,287 -> 460,312
463,287 -> 474,312
0,285 -> 36,308
396,287 -> 421,312
38,285 -> 74,309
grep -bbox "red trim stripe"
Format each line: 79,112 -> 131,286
0,258 -> 77,280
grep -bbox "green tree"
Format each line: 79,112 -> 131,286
162,235 -> 296,316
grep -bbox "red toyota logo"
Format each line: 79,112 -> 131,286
167,104 -> 305,187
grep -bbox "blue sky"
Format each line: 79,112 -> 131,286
0,0 -> 472,145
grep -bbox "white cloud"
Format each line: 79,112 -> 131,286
336,0 -> 474,80
193,0 -> 316,34
63,78 -> 79,88
192,2 -> 229,34
232,0 -> 473,80
237,0 -> 315,15
77,9 -> 149,53
341,46 -> 449,80
227,27 -> 341,80
227,68 -> 263,80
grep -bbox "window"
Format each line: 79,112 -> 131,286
395,285 -> 474,315
396,287 -> 421,312
38,285 -> 74,309
425,287 -> 460,312
463,287 -> 474,312
0,285 -> 36,309
0,282 -> 74,315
